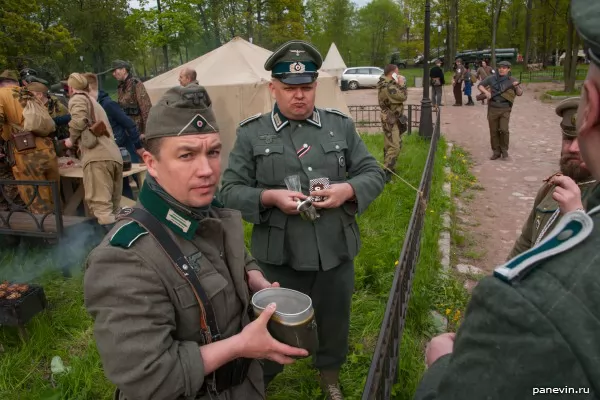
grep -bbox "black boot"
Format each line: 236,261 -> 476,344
385,170 -> 393,183
467,96 -> 474,105
501,150 -> 509,159
490,153 -> 501,160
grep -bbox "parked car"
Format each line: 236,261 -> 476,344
341,67 -> 384,90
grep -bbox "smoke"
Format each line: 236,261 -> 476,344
0,222 -> 104,283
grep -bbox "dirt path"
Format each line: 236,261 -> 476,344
344,82 -> 568,272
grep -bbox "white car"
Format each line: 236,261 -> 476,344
342,67 -> 384,90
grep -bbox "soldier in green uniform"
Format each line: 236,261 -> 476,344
84,85 -> 307,400
508,97 -> 595,259
377,64 -> 408,183
111,60 -> 152,139
413,2 -> 600,397
220,40 -> 385,399
478,61 -> 523,160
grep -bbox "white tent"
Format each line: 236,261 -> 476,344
321,43 -> 347,83
143,37 -> 350,169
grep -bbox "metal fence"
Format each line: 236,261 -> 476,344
349,104 -> 439,130
519,68 -> 587,82
361,110 -> 441,400
0,179 -> 63,239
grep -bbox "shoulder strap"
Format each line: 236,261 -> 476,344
118,207 -> 221,344
72,92 -> 96,124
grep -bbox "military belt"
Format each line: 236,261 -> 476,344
117,208 -> 252,395
123,107 -> 140,116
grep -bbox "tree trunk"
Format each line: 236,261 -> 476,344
491,0 -> 504,67
445,20 -> 451,72
179,47 -> 183,65
156,0 -> 169,71
541,0 -> 548,67
523,0 -> 533,66
447,0 -> 457,72
197,4 -> 213,48
564,8 -> 576,92
547,0 -> 559,67
246,0 -> 254,41
453,0 -> 459,52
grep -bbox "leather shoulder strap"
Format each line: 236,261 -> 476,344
72,92 -> 96,124
118,207 -> 221,343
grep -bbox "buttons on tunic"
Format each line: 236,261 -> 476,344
303,143 -> 308,148
265,148 -> 270,154
335,145 -> 340,150
308,167 -> 313,171
298,124 -> 303,127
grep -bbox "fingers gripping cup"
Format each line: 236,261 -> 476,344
251,287 -> 318,357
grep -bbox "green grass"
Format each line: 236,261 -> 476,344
0,133 -> 458,400
545,89 -> 581,96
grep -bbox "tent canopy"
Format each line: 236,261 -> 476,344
143,37 -> 350,169
321,43 -> 347,79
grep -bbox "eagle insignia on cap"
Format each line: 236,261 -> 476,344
290,62 -> 306,73
290,49 -> 305,56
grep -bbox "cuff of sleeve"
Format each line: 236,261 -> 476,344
179,340 -> 205,396
413,353 -> 452,400
245,262 -> 263,273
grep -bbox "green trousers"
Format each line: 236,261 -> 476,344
487,106 -> 512,154
259,260 -> 355,386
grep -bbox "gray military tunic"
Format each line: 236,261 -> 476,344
414,186 -> 600,399
220,106 -> 385,271
84,184 -> 265,400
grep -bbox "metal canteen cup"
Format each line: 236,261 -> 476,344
251,287 -> 319,357
297,198 -> 320,221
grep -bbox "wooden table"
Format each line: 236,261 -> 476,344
59,163 -> 147,216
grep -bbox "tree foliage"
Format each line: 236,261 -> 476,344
0,0 -> 582,82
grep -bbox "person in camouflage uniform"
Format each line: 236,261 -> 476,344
0,70 -> 59,214
508,97 -> 596,259
413,3 -> 600,397
377,64 -> 408,183
111,60 -> 152,139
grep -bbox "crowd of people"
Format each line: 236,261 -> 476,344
0,62 -> 206,230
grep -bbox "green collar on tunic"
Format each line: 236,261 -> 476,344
271,104 -> 322,132
138,181 -> 199,240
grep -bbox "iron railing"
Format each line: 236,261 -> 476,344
361,110 -> 441,400
519,68 -> 587,82
0,179 -> 63,239
349,104 -> 439,130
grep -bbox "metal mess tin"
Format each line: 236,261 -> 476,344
251,287 -> 318,356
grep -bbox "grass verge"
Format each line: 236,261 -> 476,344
0,133 -> 452,400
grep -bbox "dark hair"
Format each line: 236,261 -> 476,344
144,137 -> 163,159
384,64 -> 398,75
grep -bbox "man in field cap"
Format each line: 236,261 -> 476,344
111,59 -> 152,140
84,84 -> 306,400
507,97 -> 595,259
413,2 -> 600,398
222,40 -> 384,399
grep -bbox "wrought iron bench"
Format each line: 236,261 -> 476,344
0,179 -> 95,241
